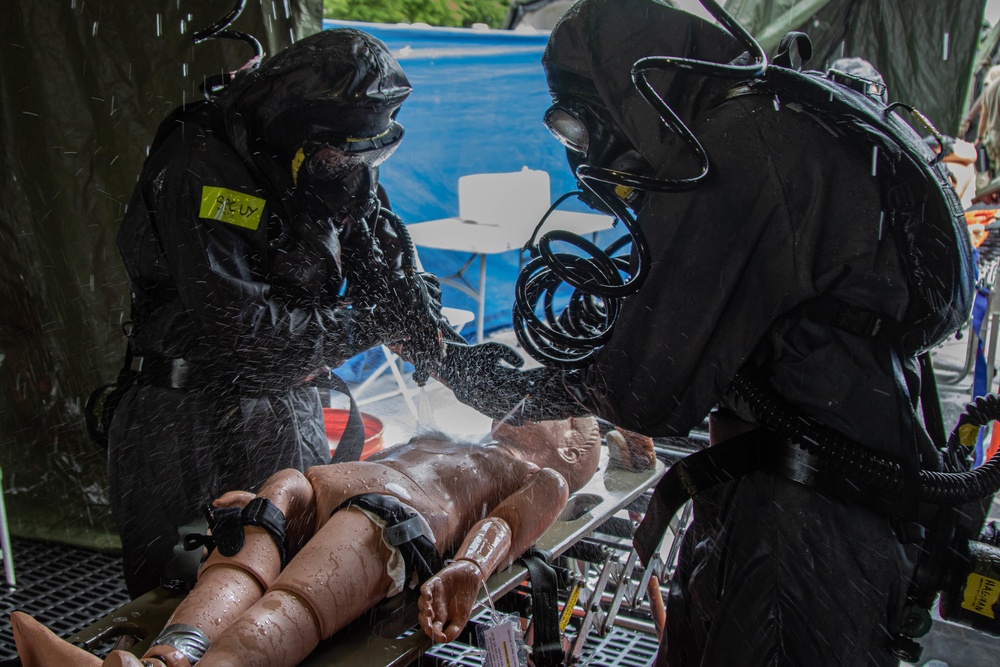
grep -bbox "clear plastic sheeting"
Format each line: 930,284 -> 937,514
0,0 -> 322,551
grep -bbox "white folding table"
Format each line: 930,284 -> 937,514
406,209 -> 616,342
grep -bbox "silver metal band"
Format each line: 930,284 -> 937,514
150,623 -> 211,664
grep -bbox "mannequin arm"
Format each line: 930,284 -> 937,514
418,468 -> 569,643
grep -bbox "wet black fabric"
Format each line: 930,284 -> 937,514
663,471 -> 913,667
108,383 -> 328,597
110,28 -> 438,597
488,0 -> 975,663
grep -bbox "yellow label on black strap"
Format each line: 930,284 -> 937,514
961,572 -> 1000,618
559,582 -> 581,632
199,186 -> 265,230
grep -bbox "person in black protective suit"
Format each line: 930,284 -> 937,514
110,28 -> 450,599
418,0 -> 976,665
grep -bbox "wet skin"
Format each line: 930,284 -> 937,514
13,417 -> 602,667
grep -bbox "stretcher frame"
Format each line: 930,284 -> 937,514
69,447 -> 665,666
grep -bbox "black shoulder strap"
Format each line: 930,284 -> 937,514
799,294 -> 901,341
310,370 -> 366,463
773,31 -> 812,70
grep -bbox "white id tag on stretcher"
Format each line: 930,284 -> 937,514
478,612 -> 527,667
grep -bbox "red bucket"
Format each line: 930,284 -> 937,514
323,408 -> 385,461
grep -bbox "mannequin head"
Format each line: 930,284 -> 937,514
492,416 -> 602,492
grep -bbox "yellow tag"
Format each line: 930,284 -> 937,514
199,186 -> 265,230
614,184 -> 634,201
559,582 -> 581,632
958,423 -> 982,449
961,572 -> 1000,618
291,147 -> 305,185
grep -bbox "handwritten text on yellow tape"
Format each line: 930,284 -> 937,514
199,186 -> 265,230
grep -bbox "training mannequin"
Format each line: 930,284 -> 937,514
13,417 -> 653,667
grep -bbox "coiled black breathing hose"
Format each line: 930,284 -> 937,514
512,0 -> 766,367
513,192 -> 632,367
731,372 -> 1000,505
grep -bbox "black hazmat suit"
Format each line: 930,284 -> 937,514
111,29 -> 445,598
431,0 -> 974,664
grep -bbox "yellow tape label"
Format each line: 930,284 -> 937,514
559,583 -> 581,632
961,572 -> 1000,619
958,423 -> 981,450
199,186 -> 265,230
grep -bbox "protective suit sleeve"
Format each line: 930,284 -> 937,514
125,142 -> 405,383
427,342 -> 593,422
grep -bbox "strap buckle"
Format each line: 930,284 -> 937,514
384,515 -> 426,547
832,306 -> 884,337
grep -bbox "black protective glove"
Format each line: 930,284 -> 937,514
345,269 -> 449,363
427,340 -> 598,423
270,213 -> 345,303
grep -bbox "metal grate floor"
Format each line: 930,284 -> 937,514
424,611 -> 659,667
0,537 -> 130,661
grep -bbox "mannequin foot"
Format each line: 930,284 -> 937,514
103,649 -> 164,666
10,610 -> 102,666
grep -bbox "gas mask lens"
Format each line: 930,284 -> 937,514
544,106 -> 590,155
303,141 -> 400,183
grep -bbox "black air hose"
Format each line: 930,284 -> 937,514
192,0 -> 263,59
731,372 -> 1000,506
192,0 -> 264,96
922,394 -> 1000,503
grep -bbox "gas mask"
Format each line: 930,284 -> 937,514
543,99 -> 650,215
290,120 -> 405,228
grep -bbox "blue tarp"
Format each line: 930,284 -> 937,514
325,20 -> 619,381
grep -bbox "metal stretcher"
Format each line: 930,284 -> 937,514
69,447 -> 666,666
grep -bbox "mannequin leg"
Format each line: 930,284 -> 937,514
10,611 -> 103,667
197,508 -> 394,667
142,470 -> 317,666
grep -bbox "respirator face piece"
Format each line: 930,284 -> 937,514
296,120 -> 405,183
544,105 -> 590,155
290,120 -> 405,221
544,99 -> 649,215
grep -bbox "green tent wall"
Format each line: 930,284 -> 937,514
725,0 -> 987,134
0,0 -> 322,551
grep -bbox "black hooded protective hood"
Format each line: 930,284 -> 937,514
542,0 -> 746,171
215,28 -> 412,165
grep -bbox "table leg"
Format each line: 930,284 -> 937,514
476,253 -> 486,343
